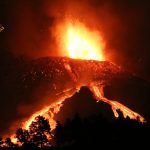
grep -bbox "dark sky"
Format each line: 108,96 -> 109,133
0,0 -> 150,137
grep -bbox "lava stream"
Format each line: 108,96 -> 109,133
10,84 -> 146,144
8,18 -> 146,144
10,88 -> 80,143
89,84 -> 146,123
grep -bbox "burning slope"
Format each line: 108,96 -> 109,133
90,85 -> 145,122
8,57 -> 146,142
8,20 -> 145,142
20,57 -> 145,130
55,19 -> 145,122
20,58 -> 119,130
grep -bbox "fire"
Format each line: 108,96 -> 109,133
57,20 -> 105,61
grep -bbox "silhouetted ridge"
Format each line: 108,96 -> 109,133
56,86 -> 114,122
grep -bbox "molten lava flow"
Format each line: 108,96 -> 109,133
58,20 -> 105,61
10,102 -> 64,143
58,20 -> 145,123
89,84 -> 145,123
23,87 -> 80,131
8,19 -> 146,145
10,88 -> 80,143
23,101 -> 64,131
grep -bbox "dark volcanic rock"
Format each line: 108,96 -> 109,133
0,56 -> 150,136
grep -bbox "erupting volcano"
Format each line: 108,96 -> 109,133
57,20 -> 105,61
5,19 -> 145,143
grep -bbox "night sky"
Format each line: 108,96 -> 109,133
0,0 -> 150,136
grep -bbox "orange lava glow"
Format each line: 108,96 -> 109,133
57,20 -> 105,61
23,101 -> 63,131
10,100 -> 64,144
90,84 -> 146,123
9,19 -> 145,145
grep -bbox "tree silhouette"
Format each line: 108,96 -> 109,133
29,115 -> 51,148
71,113 -> 82,141
5,138 -> 14,148
53,121 -> 64,146
0,113 -> 149,149
16,128 -> 30,146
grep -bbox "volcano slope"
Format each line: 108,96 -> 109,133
0,56 -> 149,135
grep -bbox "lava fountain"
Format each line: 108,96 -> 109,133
58,20 -> 105,61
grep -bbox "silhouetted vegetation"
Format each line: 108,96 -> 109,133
0,112 -> 150,149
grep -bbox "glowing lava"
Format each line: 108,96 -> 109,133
23,101 -> 64,131
89,84 -> 145,123
57,20 -> 105,61
10,100 -> 64,143
60,19 -> 145,123
8,19 -> 145,145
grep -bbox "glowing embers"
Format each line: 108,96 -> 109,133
57,20 -> 105,61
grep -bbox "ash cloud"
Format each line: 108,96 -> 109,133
0,0 -> 150,136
